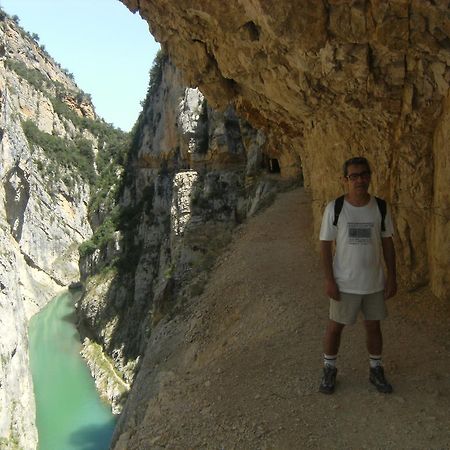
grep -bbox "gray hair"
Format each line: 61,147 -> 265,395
342,157 -> 371,177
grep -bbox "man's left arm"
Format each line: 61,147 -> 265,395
382,236 -> 397,299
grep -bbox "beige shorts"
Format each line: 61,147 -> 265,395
329,291 -> 387,325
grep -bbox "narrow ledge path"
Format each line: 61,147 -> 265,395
115,187 -> 450,450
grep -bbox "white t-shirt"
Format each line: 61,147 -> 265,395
319,196 -> 394,294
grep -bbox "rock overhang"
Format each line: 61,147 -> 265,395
120,0 -> 450,299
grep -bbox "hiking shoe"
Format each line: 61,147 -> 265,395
369,366 -> 393,393
319,365 -> 337,394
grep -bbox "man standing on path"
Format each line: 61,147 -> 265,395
318,157 -> 397,394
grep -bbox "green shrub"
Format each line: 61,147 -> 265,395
78,240 -> 98,257
22,120 -> 96,184
147,49 -> 167,98
5,59 -> 48,92
78,204 -> 124,257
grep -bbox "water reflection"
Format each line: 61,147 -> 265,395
69,419 -> 117,450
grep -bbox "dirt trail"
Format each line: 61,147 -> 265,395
118,188 -> 450,450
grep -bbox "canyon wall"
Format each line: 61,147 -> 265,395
0,13 -> 116,449
76,54 -> 290,414
122,0 -> 450,299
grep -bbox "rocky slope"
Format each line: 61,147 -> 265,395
0,12 -> 124,449
122,0 -> 450,300
76,53 -> 294,414
112,187 -> 450,449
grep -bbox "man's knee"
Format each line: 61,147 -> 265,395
326,320 -> 345,335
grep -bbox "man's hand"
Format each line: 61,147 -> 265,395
384,277 -> 397,300
325,279 -> 340,301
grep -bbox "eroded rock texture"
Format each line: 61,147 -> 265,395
0,14 -> 101,449
77,57 -> 279,414
122,0 -> 450,299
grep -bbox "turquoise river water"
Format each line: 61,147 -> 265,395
29,291 -> 116,450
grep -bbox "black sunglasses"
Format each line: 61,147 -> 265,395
345,171 -> 371,181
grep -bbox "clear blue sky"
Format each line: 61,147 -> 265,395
0,0 -> 160,132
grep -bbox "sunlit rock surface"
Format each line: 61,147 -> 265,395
76,56 -> 282,416
0,15 -> 92,449
122,0 -> 450,299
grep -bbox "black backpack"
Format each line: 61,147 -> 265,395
333,195 -> 387,232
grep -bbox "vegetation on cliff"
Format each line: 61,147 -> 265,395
79,49 -> 168,260
2,9 -> 129,205
22,119 -> 97,185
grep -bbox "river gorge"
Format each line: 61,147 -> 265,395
1,1 -> 449,449
29,291 -> 115,450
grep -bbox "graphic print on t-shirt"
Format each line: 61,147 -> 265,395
347,222 -> 373,245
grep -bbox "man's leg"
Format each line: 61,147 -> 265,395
364,319 -> 392,393
364,319 -> 382,355
319,320 -> 345,394
324,319 -> 345,356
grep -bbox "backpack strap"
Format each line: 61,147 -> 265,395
333,195 -> 345,227
333,195 -> 387,232
375,197 -> 387,232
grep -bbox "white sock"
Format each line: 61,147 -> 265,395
324,354 -> 337,368
369,354 -> 382,368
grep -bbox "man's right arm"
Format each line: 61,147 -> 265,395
321,240 -> 340,301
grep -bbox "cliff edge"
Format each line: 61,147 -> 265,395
112,187 -> 450,449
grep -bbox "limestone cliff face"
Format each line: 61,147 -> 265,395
122,0 -> 450,299
0,14 -> 97,449
76,55 -> 285,413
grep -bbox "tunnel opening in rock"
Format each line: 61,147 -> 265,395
268,158 -> 280,174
